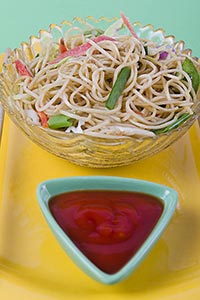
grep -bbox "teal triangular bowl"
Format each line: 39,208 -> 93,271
37,176 -> 178,284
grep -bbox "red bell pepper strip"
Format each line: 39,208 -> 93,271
120,12 -> 138,39
38,111 -> 49,128
50,35 -> 115,64
14,59 -> 32,76
59,38 -> 67,53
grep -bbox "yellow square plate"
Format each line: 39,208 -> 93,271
0,54 -> 200,299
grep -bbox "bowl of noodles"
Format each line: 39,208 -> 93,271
0,13 -> 200,168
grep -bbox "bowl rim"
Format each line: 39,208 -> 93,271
37,175 -> 178,284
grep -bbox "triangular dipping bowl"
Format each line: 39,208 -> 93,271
37,176 -> 178,284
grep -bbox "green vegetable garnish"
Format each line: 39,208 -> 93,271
153,113 -> 192,134
84,29 -> 104,37
106,66 -> 131,110
48,114 -> 74,129
182,58 -> 200,93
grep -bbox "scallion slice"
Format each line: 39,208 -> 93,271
182,58 -> 200,93
48,114 -> 73,129
106,66 -> 131,110
152,113 -> 192,134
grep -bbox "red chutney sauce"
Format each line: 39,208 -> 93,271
49,190 -> 164,274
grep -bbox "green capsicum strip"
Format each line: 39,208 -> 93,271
48,114 -> 74,129
182,58 -> 200,93
106,66 -> 131,110
152,113 -> 192,134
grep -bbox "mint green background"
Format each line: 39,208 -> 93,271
0,0 -> 199,56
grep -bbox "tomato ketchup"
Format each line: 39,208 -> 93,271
49,190 -> 163,274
